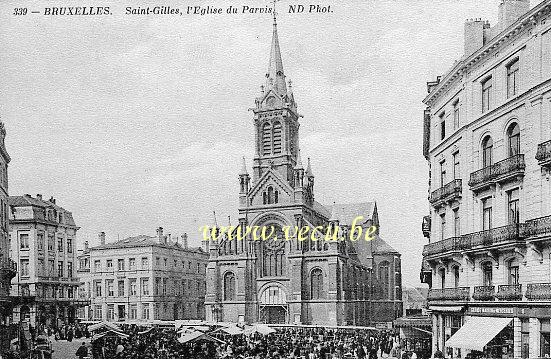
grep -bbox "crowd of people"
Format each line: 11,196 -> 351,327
91,325 -> 420,359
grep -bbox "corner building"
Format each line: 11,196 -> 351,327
0,122 -> 13,325
205,19 -> 402,326
421,1 -> 551,358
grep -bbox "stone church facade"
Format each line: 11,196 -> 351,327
204,19 -> 402,326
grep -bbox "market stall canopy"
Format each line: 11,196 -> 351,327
243,324 -> 276,335
178,331 -> 224,344
445,316 -> 512,351
88,321 -> 121,333
92,329 -> 129,341
218,325 -> 244,335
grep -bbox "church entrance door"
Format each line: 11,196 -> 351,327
260,306 -> 286,324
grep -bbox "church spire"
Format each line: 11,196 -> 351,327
266,10 -> 287,95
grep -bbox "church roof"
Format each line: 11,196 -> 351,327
372,234 -> 399,254
326,202 -> 375,226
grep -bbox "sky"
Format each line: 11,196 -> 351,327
0,0 -> 544,287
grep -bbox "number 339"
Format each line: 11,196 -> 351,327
13,8 -> 28,15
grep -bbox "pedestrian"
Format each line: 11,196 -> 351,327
76,342 -> 88,359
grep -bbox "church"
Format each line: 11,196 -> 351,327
204,18 -> 402,326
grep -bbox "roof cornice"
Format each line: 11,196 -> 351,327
423,1 -> 551,106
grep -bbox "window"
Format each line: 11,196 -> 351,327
130,279 -> 137,296
107,304 -> 114,321
272,121 -> 282,154
482,77 -> 492,113
482,197 -> 493,231
156,257 -> 160,266
94,305 -> 102,320
141,278 -> 149,295
94,280 -> 102,297
453,152 -> 460,179
141,257 -> 149,269
20,259 -> 29,277
262,122 -> 272,155
508,123 -> 520,157
47,234 -> 54,251
453,266 -> 460,288
38,259 -> 44,276
162,278 -> 167,295
106,280 -> 114,297
117,259 -> 125,271
57,261 -> 64,277
267,186 -> 274,205
439,268 -> 446,289
57,237 -> 63,252
440,214 -> 446,241
440,161 -> 446,187
67,262 -> 73,278
310,268 -> 324,299
440,112 -> 446,140
37,233 -> 44,251
224,272 -> 236,301
482,136 -> 493,167
507,59 -> 519,98
48,260 -> 54,276
541,319 -> 550,358
130,304 -> 137,320
508,259 -> 519,285
163,258 -> 167,267
68,287 -> 73,298
118,280 -> 125,297
482,262 -> 493,286
453,208 -> 460,237
94,260 -> 101,272
142,303 -> 150,320
58,286 -> 64,298
453,100 -> 460,129
379,262 -> 390,299
129,258 -> 136,270
19,233 -> 29,249
106,260 -> 113,271
155,278 -> 161,295
67,238 -> 73,253
508,188 -> 520,225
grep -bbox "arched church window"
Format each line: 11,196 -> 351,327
272,121 -> 282,154
378,261 -> 390,299
274,190 -> 279,204
310,268 -> 323,299
267,187 -> 274,204
262,122 -> 272,155
263,192 -> 267,205
223,272 -> 236,301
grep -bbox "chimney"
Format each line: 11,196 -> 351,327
182,233 -> 188,249
36,194 -> 42,201
498,0 -> 530,32
156,227 -> 164,244
49,196 -> 56,204
84,241 -> 89,251
168,233 -> 172,243
464,19 -> 486,56
98,232 -> 106,245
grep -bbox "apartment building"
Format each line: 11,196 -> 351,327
9,194 -> 85,328
421,0 -> 551,358
0,122 -> 13,327
78,228 -> 208,323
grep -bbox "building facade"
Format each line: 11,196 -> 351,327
204,19 -> 402,326
0,122 -> 14,325
9,194 -> 84,328
78,228 -> 208,323
421,0 -> 551,358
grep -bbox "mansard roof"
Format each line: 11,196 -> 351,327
9,194 -> 77,226
93,234 -> 205,253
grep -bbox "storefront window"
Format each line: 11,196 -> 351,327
541,319 -> 550,358
521,318 -> 529,359
484,322 -> 513,359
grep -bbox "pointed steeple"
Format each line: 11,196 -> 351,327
266,15 -> 287,95
240,156 -> 248,175
294,150 -> 304,169
306,157 -> 314,177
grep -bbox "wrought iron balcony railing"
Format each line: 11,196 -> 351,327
536,140 -> 551,167
521,215 -> 551,238
473,285 -> 495,301
422,237 -> 464,256
468,154 -> 525,190
430,179 -> 462,206
428,287 -> 470,301
496,284 -> 523,301
462,224 -> 520,248
526,283 -> 551,300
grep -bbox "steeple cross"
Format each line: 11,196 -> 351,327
271,0 -> 280,24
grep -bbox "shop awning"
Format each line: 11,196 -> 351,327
445,316 -> 512,351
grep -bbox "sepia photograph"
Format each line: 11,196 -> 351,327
0,0 -> 550,358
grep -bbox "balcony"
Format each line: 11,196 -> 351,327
0,258 -> 17,280
496,284 -> 523,301
521,215 -> 551,238
468,154 -> 525,192
462,224 -> 520,248
473,285 -> 495,301
428,287 -> 470,301
526,283 -> 551,300
536,140 -> 551,168
422,237 -> 464,257
430,179 -> 462,208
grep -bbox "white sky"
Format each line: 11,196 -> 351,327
0,0 -> 543,287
